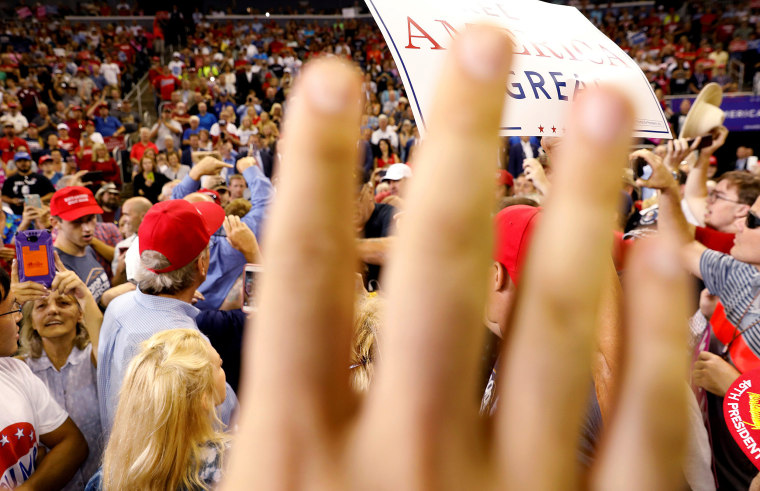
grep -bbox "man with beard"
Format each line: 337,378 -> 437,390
1,152 -> 55,215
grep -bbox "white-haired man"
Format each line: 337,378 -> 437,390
97,197 -> 238,436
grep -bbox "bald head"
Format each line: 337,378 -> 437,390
121,197 -> 153,237
184,192 -> 213,203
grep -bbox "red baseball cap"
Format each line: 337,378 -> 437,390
139,199 -> 225,274
493,205 -> 541,285
50,186 -> 104,221
198,188 -> 221,204
496,170 -> 514,187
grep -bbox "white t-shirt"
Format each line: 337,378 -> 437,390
0,357 -> 68,489
100,63 -> 121,87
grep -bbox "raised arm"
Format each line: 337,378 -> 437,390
683,126 -> 728,224
632,144 -> 706,278
172,156 -> 233,200
51,253 -> 103,362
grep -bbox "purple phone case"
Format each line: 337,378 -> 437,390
15,229 -> 56,288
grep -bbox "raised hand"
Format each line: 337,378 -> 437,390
222,26 -> 690,491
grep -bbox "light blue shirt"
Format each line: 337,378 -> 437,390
172,165 -> 273,310
97,289 -> 238,436
26,344 -> 101,491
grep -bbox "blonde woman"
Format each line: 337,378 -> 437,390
350,294 -> 383,394
84,142 -> 122,187
87,329 -> 228,491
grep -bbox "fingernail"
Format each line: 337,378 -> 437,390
457,27 -> 510,80
578,89 -> 631,143
306,63 -> 356,114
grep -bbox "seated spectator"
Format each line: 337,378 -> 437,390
150,107 -> 182,152
374,138 -> 399,169
50,187 -> 111,304
90,329 -> 228,490
160,151 -> 190,181
38,154 -> 63,187
0,120 -> 27,163
196,102 -> 217,131
96,197 -> 238,434
14,254 -> 105,490
133,155 -> 170,204
57,124 -> 79,154
370,114 -> 399,153
92,104 -> 124,138
113,99 -> 140,135
182,132 -> 202,166
23,124 -> 44,158
182,115 -> 201,146
82,142 -> 121,188
0,267 -> 88,489
95,182 -> 121,225
129,127 -> 159,168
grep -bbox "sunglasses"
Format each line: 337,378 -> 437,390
747,210 -> 760,230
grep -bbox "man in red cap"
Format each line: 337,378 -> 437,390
482,203 -> 602,469
50,186 -> 111,303
96,198 -> 238,435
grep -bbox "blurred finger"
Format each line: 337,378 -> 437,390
53,251 -> 66,272
229,56 -> 363,485
366,25 -> 513,476
593,238 -> 690,490
498,87 -> 634,488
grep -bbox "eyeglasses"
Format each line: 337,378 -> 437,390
747,210 -> 760,230
707,191 -> 742,204
0,302 -> 22,318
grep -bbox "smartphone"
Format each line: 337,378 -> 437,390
23,194 -> 42,209
242,263 -> 262,313
15,229 -> 56,287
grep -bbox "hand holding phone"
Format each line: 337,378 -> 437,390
15,229 -> 56,287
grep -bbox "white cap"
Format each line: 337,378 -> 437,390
57,123 -> 70,131
172,51 -> 181,57
383,163 -> 412,181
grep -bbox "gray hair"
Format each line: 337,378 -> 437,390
135,247 -> 208,295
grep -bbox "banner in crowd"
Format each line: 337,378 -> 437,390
668,94 -> 760,132
365,0 -> 671,138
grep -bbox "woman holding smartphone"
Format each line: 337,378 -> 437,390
133,155 -> 170,203
13,252 -> 104,490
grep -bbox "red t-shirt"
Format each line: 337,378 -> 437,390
154,75 -> 179,101
695,226 -> 734,254
0,137 -> 29,163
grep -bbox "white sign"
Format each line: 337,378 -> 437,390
365,0 -> 671,139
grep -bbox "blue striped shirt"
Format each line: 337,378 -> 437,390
97,289 -> 238,437
700,249 -> 760,357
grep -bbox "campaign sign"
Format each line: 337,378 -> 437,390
365,0 -> 671,138
723,368 -> 760,470
669,94 -> 760,132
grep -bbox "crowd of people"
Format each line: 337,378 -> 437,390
0,1 -> 760,490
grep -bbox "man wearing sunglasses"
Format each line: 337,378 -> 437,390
636,144 -> 760,489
